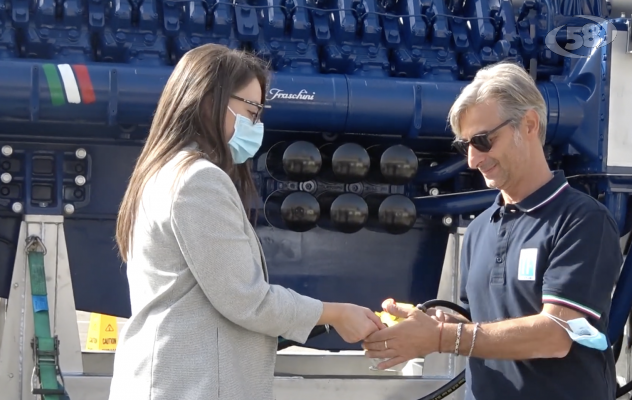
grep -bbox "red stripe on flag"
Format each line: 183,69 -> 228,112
71,65 -> 96,104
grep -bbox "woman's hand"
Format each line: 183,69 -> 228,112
320,303 -> 385,343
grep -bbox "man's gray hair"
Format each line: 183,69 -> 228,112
448,62 -> 547,146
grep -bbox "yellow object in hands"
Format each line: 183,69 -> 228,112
374,311 -> 406,327
374,300 -> 415,327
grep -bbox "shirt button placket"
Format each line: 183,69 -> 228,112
491,213 -> 512,285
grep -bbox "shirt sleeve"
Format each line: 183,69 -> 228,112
542,209 -> 622,322
170,163 -> 323,343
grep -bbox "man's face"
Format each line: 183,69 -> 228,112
458,100 -> 527,191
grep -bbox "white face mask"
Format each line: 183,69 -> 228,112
542,312 -> 608,351
227,106 -> 264,164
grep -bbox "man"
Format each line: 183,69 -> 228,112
362,61 -> 622,400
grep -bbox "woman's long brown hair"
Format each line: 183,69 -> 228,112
115,44 -> 268,262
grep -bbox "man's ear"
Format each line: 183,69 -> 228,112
523,109 -> 540,140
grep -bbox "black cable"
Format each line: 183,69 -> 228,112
616,314 -> 632,398
275,299 -> 471,399
276,299 -> 632,399
414,299 -> 472,400
618,380 -> 632,399
415,300 -> 632,399
277,324 -> 331,351
613,333 -> 623,363
614,232 -> 632,398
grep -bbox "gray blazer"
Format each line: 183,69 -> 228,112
108,144 -> 324,400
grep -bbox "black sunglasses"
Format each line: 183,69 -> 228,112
452,119 -> 512,156
231,94 -> 264,122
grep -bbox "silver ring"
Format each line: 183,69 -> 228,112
384,340 -> 388,349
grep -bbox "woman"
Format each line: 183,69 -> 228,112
108,44 -> 384,400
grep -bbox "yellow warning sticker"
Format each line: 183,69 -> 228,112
85,313 -> 118,351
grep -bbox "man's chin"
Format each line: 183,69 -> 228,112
484,178 -> 499,189
481,168 -> 503,190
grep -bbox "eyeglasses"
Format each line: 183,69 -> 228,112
231,94 -> 264,123
452,119 -> 512,156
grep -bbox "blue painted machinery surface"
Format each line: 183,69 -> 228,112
0,0 -> 631,351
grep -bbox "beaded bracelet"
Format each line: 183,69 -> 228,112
455,322 -> 463,355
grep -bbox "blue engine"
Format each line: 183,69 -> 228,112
0,0 -> 631,350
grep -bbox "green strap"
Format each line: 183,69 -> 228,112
26,239 -> 66,400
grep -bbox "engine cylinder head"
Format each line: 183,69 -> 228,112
265,141 -> 322,182
317,192 -> 369,234
365,194 -> 417,235
264,190 -> 320,232
320,143 -> 371,183
367,144 -> 419,185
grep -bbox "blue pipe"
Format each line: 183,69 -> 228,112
0,60 -> 585,140
413,189 -> 498,215
416,155 -> 469,183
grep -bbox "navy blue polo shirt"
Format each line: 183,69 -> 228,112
459,170 -> 622,400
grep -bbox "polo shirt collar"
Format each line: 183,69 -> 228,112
491,170 -> 569,220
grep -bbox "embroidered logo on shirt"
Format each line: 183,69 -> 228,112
518,248 -> 538,281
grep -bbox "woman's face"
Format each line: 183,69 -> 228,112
223,78 -> 263,142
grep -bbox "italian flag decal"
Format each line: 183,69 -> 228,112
42,64 -> 96,106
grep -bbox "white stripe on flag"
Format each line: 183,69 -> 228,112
57,64 -> 81,104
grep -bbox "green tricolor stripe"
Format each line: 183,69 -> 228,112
42,64 -> 66,106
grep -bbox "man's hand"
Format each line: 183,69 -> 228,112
426,307 -> 467,324
362,302 -> 440,370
